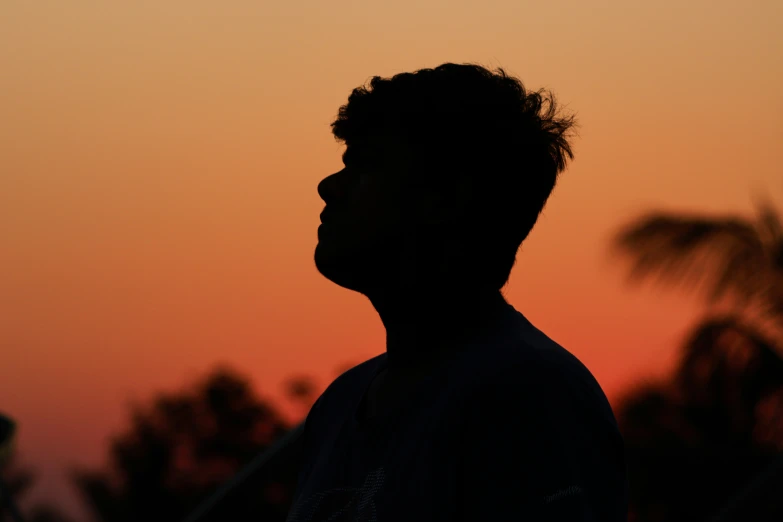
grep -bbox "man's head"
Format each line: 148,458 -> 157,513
314,62 -> 576,295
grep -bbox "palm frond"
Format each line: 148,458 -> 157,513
751,197 -> 783,321
752,196 -> 783,249
676,317 -> 783,393
674,315 -> 783,448
611,212 -> 770,306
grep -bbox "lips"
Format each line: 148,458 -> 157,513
320,209 -> 339,224
317,223 -> 332,240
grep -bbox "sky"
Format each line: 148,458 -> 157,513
1,1 -> 782,519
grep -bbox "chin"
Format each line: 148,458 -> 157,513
314,240 -> 367,292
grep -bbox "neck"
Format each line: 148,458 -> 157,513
367,284 -> 509,374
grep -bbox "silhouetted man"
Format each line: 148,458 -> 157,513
287,63 -> 628,521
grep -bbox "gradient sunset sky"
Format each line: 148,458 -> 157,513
2,1 -> 782,519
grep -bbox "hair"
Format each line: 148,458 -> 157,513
330,62 -> 577,290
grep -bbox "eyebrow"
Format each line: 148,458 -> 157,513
342,145 -> 375,166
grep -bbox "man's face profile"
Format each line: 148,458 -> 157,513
314,132 -> 417,293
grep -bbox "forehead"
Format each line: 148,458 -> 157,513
342,131 -> 414,167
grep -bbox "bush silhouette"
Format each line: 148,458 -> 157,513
71,366 -> 311,522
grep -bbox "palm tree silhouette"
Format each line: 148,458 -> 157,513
609,196 -> 783,522
611,197 -> 783,446
611,197 -> 783,334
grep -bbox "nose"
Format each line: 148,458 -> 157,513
317,169 -> 349,204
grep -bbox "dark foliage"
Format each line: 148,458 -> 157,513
612,197 -> 783,522
71,367 -> 315,522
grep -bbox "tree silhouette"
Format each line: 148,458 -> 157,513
72,366 -> 309,522
611,198 -> 783,335
26,504 -> 77,522
617,322 -> 783,522
1,456 -> 34,522
283,376 -> 319,421
0,456 -> 76,522
611,197 -> 783,522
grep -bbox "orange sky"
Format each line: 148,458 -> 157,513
1,1 -> 782,519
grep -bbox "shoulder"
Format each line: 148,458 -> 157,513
452,309 -> 619,432
452,311 -> 629,520
296,353 -> 385,475
306,353 -> 385,420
